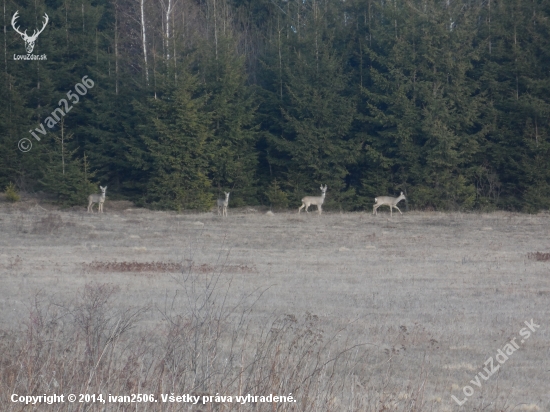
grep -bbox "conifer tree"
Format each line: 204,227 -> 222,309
141,70 -> 213,211
199,36 -> 259,206
266,11 -> 358,208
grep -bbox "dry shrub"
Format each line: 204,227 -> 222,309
0,278 -> 431,412
32,213 -> 63,234
527,252 -> 550,262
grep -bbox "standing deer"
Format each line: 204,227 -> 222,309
298,185 -> 327,215
373,192 -> 406,217
11,11 -> 49,54
88,186 -> 107,213
217,192 -> 230,217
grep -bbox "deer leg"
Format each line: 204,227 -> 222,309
394,205 -> 403,215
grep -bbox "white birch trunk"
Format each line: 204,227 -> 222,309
114,0 -> 119,95
3,0 -> 7,76
140,0 -> 149,84
165,0 -> 172,59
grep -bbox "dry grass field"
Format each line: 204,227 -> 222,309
0,196 -> 549,411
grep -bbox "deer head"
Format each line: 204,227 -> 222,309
12,11 -> 49,54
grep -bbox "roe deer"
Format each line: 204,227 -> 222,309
298,185 -> 327,215
88,186 -> 107,213
373,191 -> 406,217
217,192 -> 230,217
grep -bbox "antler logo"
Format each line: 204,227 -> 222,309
11,11 -> 49,54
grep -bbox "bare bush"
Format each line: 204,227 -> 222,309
0,278 -> 431,412
32,214 -> 63,234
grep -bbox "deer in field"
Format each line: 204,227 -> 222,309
88,186 -> 107,213
373,192 -> 406,217
298,185 -> 327,215
217,192 -> 230,217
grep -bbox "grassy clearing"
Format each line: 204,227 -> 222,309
0,201 -> 548,411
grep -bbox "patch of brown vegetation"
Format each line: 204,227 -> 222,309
527,252 -> 550,261
83,261 -> 257,274
84,260 -> 183,273
193,263 -> 257,274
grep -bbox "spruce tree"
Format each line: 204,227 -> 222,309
141,70 -> 213,211
267,13 -> 358,208
199,36 -> 259,206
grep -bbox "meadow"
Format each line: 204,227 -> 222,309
0,197 -> 548,411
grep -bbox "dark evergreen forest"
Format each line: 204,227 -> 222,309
1,0 -> 549,211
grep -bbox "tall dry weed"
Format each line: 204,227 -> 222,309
0,272 -> 434,412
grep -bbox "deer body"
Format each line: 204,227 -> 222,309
373,192 -> 406,217
217,192 -> 230,217
11,11 -> 49,54
298,185 -> 327,215
88,186 -> 107,213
